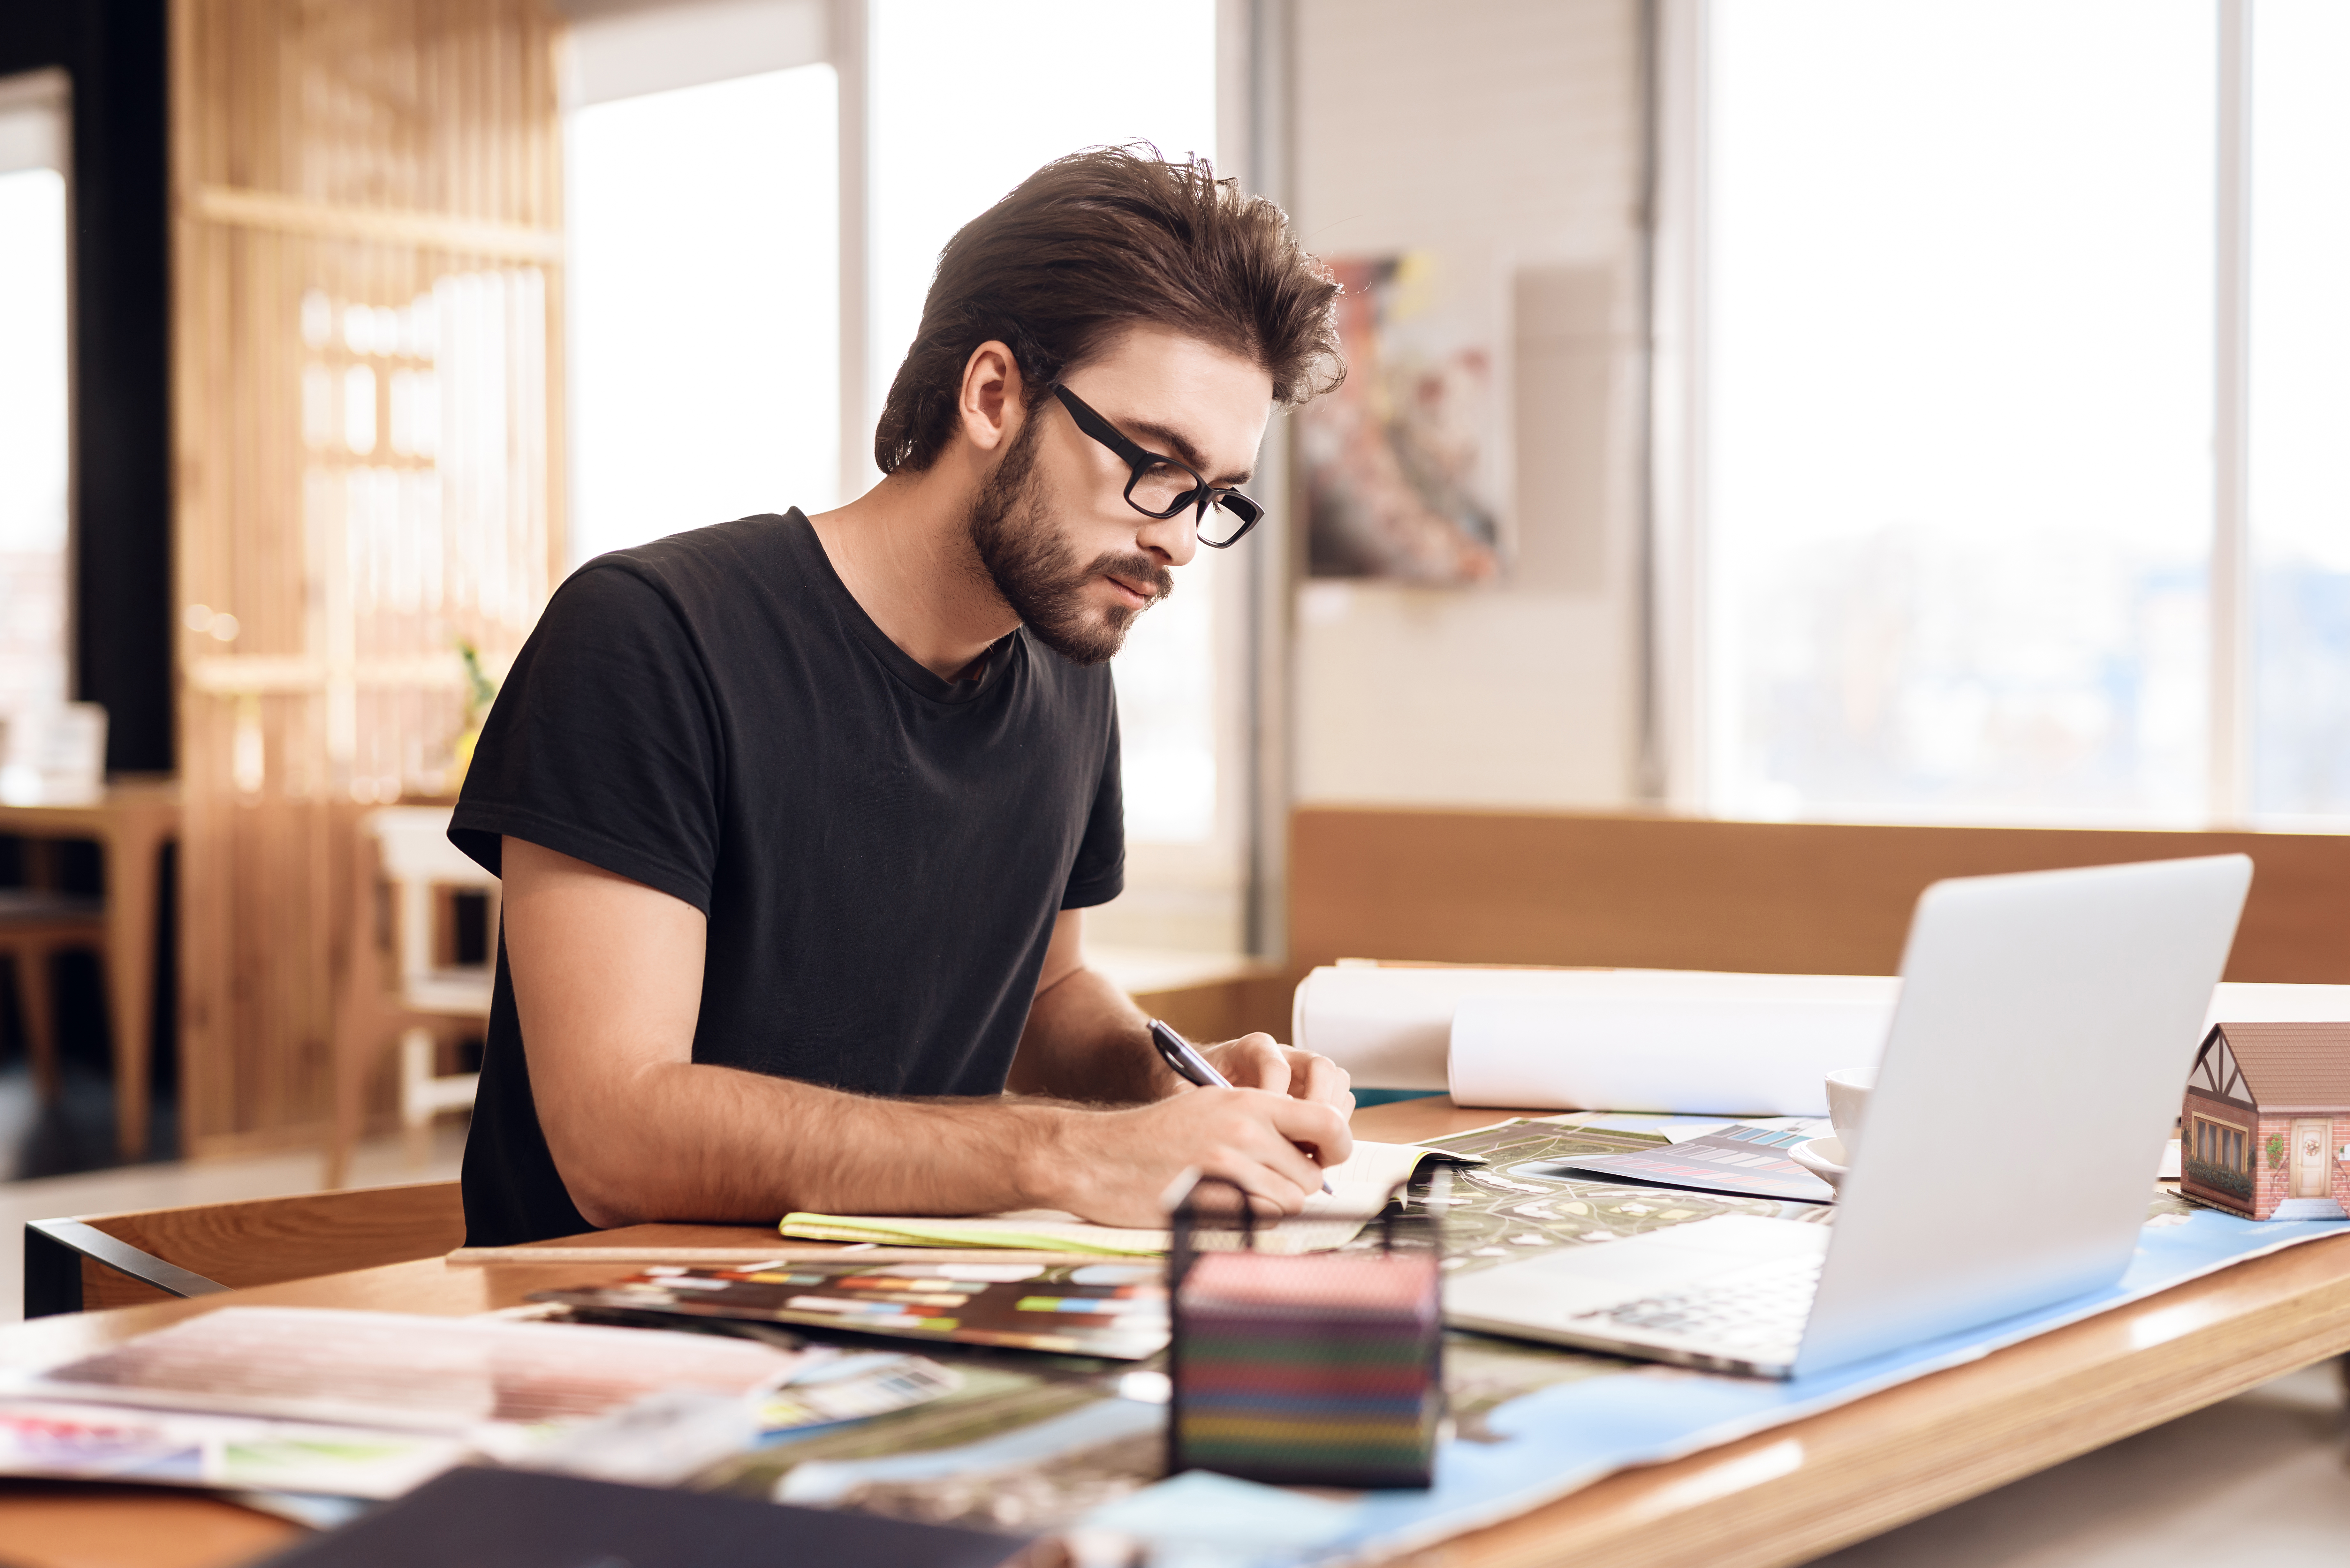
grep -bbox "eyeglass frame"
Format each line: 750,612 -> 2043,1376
1048,384 -> 1264,548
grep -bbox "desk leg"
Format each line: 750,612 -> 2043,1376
105,824 -> 163,1162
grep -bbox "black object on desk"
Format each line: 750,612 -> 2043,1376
254,1466 -> 1035,1567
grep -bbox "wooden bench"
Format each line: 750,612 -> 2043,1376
24,1180 -> 466,1318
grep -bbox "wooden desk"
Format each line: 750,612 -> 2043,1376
6,1097 -> 2350,1568
0,778 -> 181,1160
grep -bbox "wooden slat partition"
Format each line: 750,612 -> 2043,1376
171,1 -> 565,1155
1291,807 -> 2350,982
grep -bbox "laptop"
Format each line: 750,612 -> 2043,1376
1443,855 -> 2252,1380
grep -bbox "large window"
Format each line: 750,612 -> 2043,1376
568,64 -> 841,565
1691,0 -> 2350,828
563,0 -> 1247,952
0,70 -> 72,725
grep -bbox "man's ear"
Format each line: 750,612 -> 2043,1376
956,340 -> 1028,455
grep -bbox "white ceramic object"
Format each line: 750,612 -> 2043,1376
1824,1068 -> 1876,1158
1789,1135 -> 1850,1191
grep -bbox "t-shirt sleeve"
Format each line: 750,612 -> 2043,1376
449,563 -> 724,913
1061,694 -> 1125,910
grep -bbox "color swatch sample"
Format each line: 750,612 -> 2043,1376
533,1261 -> 1168,1360
1170,1249 -> 1442,1489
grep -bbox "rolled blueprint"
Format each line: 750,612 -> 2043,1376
1448,975 -> 1900,1115
1291,963 -> 1901,1101
1292,964 -> 1618,1090
1292,965 -> 2342,1113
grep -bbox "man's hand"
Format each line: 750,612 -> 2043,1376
1032,1085 -> 1354,1228
1197,1032 -> 1353,1113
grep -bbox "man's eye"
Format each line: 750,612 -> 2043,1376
1129,462 -> 1197,513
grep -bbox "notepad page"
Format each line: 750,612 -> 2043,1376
779,1140 -> 1467,1256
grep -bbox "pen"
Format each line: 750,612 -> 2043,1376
1148,1018 -> 1335,1195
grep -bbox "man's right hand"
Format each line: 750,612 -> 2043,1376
1027,1086 -> 1354,1228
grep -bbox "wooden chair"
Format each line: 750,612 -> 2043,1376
328,807 -> 497,1188
22,1178 -> 467,1317
0,889 -> 107,1102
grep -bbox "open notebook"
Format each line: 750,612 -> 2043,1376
779,1140 -> 1477,1256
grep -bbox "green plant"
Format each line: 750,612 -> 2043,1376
2185,1157 -> 2254,1201
2265,1133 -> 2286,1171
457,639 -> 498,726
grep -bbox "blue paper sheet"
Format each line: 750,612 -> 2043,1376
1085,1208 -> 2350,1566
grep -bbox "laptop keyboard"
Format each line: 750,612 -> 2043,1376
1569,1253 -> 1823,1357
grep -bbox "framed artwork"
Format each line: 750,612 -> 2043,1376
1300,255 -> 1502,585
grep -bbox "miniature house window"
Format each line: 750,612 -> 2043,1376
2189,1114 -> 2254,1202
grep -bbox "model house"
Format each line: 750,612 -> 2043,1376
2181,1023 -> 2350,1221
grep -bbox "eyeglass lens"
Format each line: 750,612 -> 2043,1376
1128,461 -> 1254,545
1127,460 -> 1199,517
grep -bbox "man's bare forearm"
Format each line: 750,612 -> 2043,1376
502,843 -> 1347,1232
1004,963 -> 1176,1104
547,1060 -> 1086,1228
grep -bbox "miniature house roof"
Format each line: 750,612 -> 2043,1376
2193,1022 -> 2350,1112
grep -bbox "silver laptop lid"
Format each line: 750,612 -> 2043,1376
1795,855 -> 2251,1378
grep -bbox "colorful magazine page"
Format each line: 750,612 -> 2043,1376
758,1353 -> 964,1433
12,1306 -> 808,1433
532,1260 -> 1171,1361
0,1399 -> 467,1498
1538,1121 -> 1837,1203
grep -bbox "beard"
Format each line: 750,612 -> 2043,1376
966,414 -> 1174,666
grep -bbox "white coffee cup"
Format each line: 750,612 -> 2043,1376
1825,1067 -> 1876,1160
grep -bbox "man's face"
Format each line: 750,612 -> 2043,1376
968,325 -> 1275,665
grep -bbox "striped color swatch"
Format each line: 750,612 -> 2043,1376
1170,1249 -> 1442,1489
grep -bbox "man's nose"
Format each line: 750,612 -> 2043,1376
1135,509 -> 1199,568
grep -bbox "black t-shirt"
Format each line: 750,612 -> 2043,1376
449,510 -> 1125,1245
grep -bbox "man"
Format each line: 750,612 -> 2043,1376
450,148 -> 1353,1245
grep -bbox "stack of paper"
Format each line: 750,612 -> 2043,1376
0,1306 -> 808,1497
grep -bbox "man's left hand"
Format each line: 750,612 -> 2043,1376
1196,1033 -> 1353,1112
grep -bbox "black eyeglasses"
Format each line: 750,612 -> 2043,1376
1050,384 -> 1264,548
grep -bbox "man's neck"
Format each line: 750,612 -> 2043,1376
807,463 -> 1019,682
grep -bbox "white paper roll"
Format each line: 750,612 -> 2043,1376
1291,965 -> 1627,1089
2205,982 -> 2350,1030
1449,979 -> 1899,1115
1291,964 -> 1901,1099
1291,965 -> 2344,1113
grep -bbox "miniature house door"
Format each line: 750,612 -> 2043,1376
2292,1119 -> 2331,1199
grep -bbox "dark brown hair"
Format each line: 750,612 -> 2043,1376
874,145 -> 1343,475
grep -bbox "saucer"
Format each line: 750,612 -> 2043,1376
1788,1135 -> 1850,1191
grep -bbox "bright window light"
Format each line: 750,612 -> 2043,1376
0,157 -> 71,714
1706,0 -> 2215,824
2249,0 -> 2350,821
872,0 -> 1221,844
568,64 -> 840,569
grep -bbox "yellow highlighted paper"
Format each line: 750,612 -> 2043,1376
779,1141 -> 1472,1257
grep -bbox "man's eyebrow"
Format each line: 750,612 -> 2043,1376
1123,417 -> 1252,488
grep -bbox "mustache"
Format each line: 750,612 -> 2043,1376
1089,551 -> 1174,606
